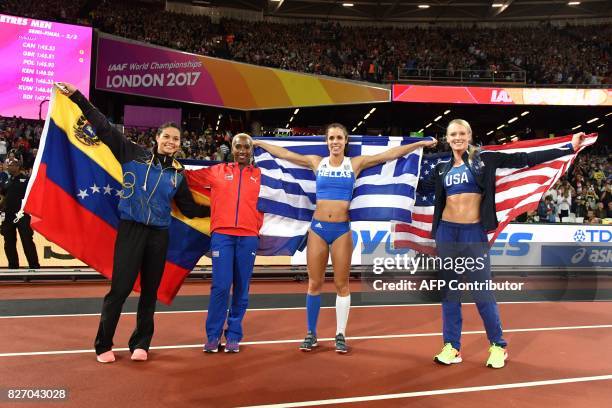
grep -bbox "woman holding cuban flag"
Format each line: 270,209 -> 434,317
188,133 -> 263,354
421,119 -> 585,369
254,124 -> 436,353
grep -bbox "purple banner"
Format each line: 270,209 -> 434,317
95,34 -> 391,110
124,105 -> 181,128
95,34 -> 223,107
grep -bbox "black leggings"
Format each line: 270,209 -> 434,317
95,220 -> 169,354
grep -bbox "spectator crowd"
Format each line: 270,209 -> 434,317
1,0 -> 610,85
534,153 -> 612,224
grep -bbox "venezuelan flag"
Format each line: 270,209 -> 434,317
24,88 -> 211,304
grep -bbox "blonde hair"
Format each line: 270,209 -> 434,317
447,119 -> 478,164
231,133 -> 253,147
231,132 -> 254,164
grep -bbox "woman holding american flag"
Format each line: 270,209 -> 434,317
423,119 -> 585,369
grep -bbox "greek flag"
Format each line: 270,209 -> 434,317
254,136 -> 424,255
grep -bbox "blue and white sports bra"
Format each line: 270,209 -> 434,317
316,157 -> 355,202
444,163 -> 482,196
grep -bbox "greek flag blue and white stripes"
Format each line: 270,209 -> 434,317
254,136 -> 424,256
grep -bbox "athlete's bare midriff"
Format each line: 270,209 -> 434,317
313,199 -> 350,222
442,193 -> 482,224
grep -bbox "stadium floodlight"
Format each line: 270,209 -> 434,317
444,110 -> 451,115
511,137 -> 519,142
342,3 -> 354,7
486,130 -> 494,135
586,117 -> 598,123
597,124 -> 604,128
364,113 -> 371,119
605,112 -> 612,117
508,117 -> 518,123
496,124 -> 505,130
358,121 -> 363,126
285,124 -> 289,128
418,128 -> 424,133
571,125 -> 581,130
352,127 -> 357,132
294,108 -> 299,115
492,3 -> 504,7
369,107 -> 376,114
521,111 -> 530,116
418,5 -> 430,9
434,115 -> 442,122
289,116 -> 294,122
425,123 -> 432,128
568,1 -> 580,5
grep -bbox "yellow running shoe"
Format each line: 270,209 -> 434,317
434,343 -> 462,365
486,344 -> 508,368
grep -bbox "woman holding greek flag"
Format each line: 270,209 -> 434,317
254,124 -> 436,353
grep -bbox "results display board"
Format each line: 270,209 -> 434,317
0,14 -> 92,119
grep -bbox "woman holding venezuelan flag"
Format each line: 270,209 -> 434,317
56,82 -> 209,363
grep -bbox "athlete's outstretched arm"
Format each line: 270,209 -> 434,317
352,138 -> 437,176
253,140 -> 321,171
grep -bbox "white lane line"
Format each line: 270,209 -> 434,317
1,323 -> 612,357
238,374 -> 612,408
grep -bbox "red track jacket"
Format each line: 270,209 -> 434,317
189,163 -> 263,236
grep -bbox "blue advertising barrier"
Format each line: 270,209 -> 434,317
542,245 -> 612,267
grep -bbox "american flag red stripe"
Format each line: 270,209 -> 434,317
392,134 -> 598,255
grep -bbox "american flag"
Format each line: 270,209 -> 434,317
392,134 -> 598,255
